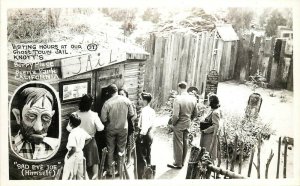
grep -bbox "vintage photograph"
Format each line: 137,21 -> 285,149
6,6 -> 294,181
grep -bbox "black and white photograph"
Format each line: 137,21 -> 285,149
0,0 -> 299,185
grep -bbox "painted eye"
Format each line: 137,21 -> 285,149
42,115 -> 51,122
27,114 -> 36,120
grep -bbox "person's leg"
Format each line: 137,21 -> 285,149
116,129 -> 128,155
172,127 -> 183,167
136,141 -> 145,179
106,131 -> 116,174
182,130 -> 189,167
145,133 -> 153,165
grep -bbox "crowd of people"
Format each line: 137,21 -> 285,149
62,82 -> 221,180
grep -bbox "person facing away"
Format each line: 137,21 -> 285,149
200,94 -> 221,162
136,92 -> 155,179
100,84 -> 134,175
167,81 -> 198,169
118,88 -> 137,165
62,113 -> 91,180
76,94 -> 104,180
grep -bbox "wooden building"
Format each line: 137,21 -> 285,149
144,24 -> 239,108
8,43 -> 149,180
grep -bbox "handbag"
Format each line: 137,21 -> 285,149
200,111 -> 213,130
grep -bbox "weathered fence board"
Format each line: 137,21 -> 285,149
144,30 -> 238,108
234,34 -> 293,90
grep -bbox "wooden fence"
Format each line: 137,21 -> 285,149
144,30 -> 238,108
234,33 -> 293,90
186,135 -> 294,179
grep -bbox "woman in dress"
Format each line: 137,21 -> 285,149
76,94 -> 104,179
200,94 -> 221,162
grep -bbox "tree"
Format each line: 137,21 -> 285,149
265,10 -> 287,37
226,8 -> 254,33
142,8 -> 161,23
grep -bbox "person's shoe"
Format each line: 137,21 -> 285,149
167,163 -> 182,169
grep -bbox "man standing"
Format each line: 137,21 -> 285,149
101,84 -> 134,175
167,82 -> 198,169
11,87 -> 59,160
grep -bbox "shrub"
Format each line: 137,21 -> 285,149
142,8 -> 161,23
220,112 -> 275,161
70,23 -> 90,34
8,9 -> 50,42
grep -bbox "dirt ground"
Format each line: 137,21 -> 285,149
146,80 -> 294,179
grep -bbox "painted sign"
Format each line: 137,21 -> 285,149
204,70 -> 219,99
61,48 -> 127,78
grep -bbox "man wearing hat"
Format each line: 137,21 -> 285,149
167,82 -> 198,169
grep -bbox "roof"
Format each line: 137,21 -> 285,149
216,24 -> 239,41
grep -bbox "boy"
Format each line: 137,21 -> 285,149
136,92 -> 155,179
62,113 -> 91,180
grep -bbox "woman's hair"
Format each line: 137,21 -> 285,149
69,113 -> 81,127
141,92 -> 152,103
209,94 -> 220,109
79,94 -> 94,112
118,88 -> 129,98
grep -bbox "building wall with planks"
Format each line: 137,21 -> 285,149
234,33 -> 293,90
8,55 -> 147,179
143,31 -> 238,108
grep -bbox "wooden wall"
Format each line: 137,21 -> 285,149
8,57 -> 146,179
234,34 -> 293,90
144,31 -> 238,108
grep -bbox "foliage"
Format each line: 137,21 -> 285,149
220,112 -> 275,161
226,8 -> 254,33
8,9 -> 50,42
142,8 -> 161,23
70,23 -> 90,34
280,93 -> 287,103
101,8 -> 137,22
245,71 -> 267,91
265,10 -> 287,37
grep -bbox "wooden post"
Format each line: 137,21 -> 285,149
265,149 -> 274,179
216,132 -> 221,179
133,146 -> 138,179
123,163 -> 130,179
283,137 -> 288,178
253,134 -> 261,179
248,148 -> 255,177
186,146 -> 201,179
99,147 -> 108,179
230,135 -> 238,172
223,129 -> 229,170
276,137 -> 281,178
238,141 -> 244,174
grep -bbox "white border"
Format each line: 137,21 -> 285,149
1,0 -> 300,186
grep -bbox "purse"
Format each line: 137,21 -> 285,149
200,111 -> 213,130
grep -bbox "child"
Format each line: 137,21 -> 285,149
62,113 -> 91,180
136,92 -> 155,179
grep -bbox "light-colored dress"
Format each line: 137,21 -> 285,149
62,127 -> 91,180
200,108 -> 221,160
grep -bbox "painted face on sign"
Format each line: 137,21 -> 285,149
12,97 -> 55,144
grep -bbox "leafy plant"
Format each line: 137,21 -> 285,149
220,112 -> 275,161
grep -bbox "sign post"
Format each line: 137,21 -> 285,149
204,70 -> 219,101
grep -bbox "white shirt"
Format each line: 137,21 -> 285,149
138,105 -> 156,135
76,110 -> 104,137
66,127 -> 91,152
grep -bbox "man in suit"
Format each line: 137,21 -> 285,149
167,82 -> 198,169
